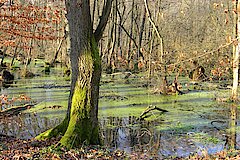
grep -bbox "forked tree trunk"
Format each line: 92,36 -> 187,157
59,0 -> 101,147
36,0 -> 112,148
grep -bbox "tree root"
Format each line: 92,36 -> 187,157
35,117 -> 68,140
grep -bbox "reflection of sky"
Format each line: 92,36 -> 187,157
0,108 -> 237,158
0,114 -> 62,139
197,143 -> 225,156
0,74 -> 70,106
0,72 -> 239,158
99,116 -> 235,158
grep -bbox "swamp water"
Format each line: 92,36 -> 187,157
0,70 -> 239,158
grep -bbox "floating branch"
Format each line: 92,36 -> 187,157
138,105 -> 168,120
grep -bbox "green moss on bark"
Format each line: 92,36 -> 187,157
36,38 -> 101,148
71,86 -> 90,118
59,84 -> 100,148
59,46 -> 101,148
59,117 -> 100,148
91,37 -> 101,70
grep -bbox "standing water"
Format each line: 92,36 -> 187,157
0,69 -> 239,158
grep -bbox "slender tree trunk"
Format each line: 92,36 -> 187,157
112,0 -> 117,62
11,41 -> 22,67
231,0 -> 240,101
50,24 -> 68,67
0,47 -> 8,67
127,0 -> 134,64
138,7 -> 146,60
106,19 -> 114,70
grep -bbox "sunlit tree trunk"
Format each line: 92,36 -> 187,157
60,0 -> 101,145
36,0 -> 113,148
232,0 -> 240,101
127,0 -> 134,64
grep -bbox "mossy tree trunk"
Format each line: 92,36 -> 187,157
60,39 -> 101,146
36,0 -> 113,148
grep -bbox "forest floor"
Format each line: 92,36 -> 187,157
0,135 -> 240,160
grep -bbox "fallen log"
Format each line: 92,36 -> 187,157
138,105 -> 168,120
0,104 -> 34,118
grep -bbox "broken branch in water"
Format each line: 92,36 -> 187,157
138,105 -> 168,120
0,104 -> 35,118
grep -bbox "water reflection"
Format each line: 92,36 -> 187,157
0,113 -> 62,139
0,72 -> 240,158
99,116 -> 224,158
0,113 -> 236,158
100,116 -> 164,157
100,116 -> 161,150
226,104 -> 237,149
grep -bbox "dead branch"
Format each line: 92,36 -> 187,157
94,0 -> 113,43
0,104 -> 34,118
167,38 -> 238,67
118,24 -> 139,48
173,79 -> 184,95
138,105 -> 168,120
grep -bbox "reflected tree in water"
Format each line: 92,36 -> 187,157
227,104 -> 237,149
100,116 -> 161,153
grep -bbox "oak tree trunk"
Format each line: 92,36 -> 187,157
61,0 -> 101,147
36,0 -> 112,148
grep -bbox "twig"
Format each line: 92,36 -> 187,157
167,39 -> 238,67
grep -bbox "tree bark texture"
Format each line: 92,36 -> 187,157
36,0 -> 113,148
232,0 -> 240,101
59,0 -> 100,147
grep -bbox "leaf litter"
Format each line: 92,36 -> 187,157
1,135 -> 240,159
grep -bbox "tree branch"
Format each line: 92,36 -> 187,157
94,0 -> 113,43
138,105 -> 168,120
0,3 -> 4,8
118,24 -> 138,49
